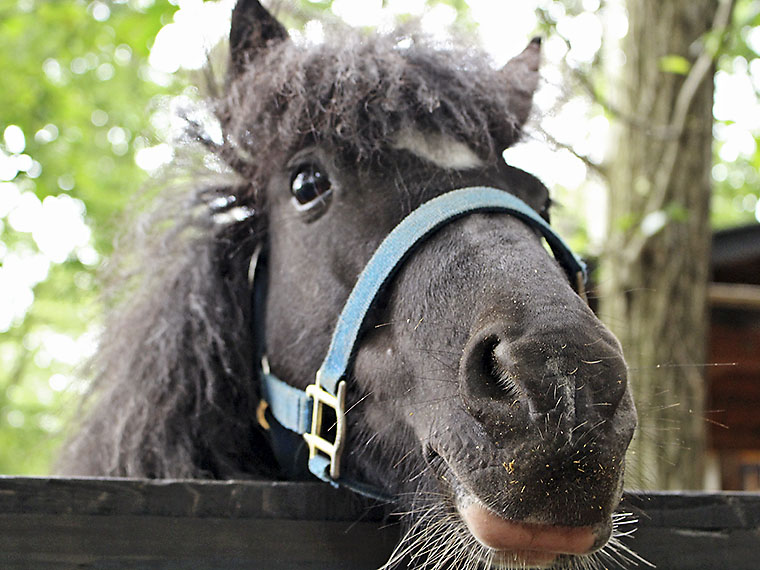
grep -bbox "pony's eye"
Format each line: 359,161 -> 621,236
290,164 -> 331,206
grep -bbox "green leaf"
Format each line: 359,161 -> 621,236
658,54 -> 691,75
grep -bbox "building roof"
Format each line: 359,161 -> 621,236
712,224 -> 760,285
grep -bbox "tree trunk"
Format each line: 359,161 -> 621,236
600,0 -> 724,489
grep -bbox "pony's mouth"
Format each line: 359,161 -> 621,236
424,445 -> 612,568
458,499 -> 607,568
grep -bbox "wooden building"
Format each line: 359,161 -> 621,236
707,223 -> 760,490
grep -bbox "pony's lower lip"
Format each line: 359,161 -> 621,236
459,501 -> 597,557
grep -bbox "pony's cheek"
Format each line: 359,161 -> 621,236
351,337 -> 406,402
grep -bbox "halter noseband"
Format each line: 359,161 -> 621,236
253,186 -> 587,501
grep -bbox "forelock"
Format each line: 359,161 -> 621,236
215,27 -> 526,186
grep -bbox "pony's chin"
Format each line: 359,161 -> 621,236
486,549 -> 560,569
458,499 -> 601,568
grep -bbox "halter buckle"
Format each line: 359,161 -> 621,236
303,373 -> 346,480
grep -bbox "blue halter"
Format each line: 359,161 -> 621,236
256,186 -> 587,501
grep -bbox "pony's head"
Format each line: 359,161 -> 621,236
60,2 -> 637,568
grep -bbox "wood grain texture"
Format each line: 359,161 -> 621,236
1,478 -> 759,569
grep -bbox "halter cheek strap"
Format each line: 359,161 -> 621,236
256,186 -> 587,501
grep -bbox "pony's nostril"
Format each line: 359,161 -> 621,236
489,340 -> 520,396
485,340 -> 521,398
462,333 -> 521,401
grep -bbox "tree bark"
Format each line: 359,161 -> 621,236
600,0 -> 724,489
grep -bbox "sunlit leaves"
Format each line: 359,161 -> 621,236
712,0 -> 760,227
0,0 -> 179,474
658,54 -> 692,75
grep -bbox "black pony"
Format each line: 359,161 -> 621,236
59,1 -> 638,568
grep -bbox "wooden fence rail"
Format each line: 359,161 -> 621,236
0,476 -> 758,569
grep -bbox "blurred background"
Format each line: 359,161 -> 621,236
0,0 -> 758,489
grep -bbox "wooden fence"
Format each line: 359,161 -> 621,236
0,476 -> 758,569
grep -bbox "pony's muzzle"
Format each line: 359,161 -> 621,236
458,499 -> 610,565
459,316 -> 631,431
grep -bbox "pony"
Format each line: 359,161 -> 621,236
59,1 -> 638,568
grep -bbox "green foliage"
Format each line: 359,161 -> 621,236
0,0 -> 182,249
536,0 -> 759,240
0,0 -> 181,474
711,0 -> 760,228
658,54 -> 691,75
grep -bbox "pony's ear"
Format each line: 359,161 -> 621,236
501,38 -> 541,130
229,0 -> 289,78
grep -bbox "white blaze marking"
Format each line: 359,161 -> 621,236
392,128 -> 485,170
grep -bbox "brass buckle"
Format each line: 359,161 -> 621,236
303,372 -> 346,480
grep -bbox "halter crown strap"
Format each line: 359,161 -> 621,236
259,186 -> 586,498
